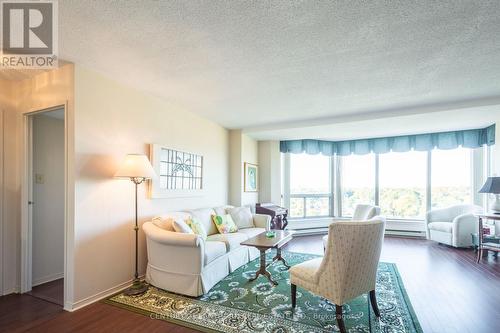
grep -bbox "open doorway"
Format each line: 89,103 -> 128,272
25,108 -> 65,306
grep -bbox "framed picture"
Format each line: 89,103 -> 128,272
244,162 -> 258,192
149,144 -> 204,198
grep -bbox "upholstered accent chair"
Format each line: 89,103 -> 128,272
426,204 -> 483,248
290,218 -> 386,333
322,204 -> 381,248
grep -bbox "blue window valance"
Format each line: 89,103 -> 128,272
280,124 -> 495,156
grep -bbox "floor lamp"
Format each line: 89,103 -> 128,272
115,154 -> 157,296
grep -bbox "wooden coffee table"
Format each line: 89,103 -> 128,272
240,230 -> 293,285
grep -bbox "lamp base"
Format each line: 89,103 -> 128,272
123,279 -> 148,296
490,194 -> 500,214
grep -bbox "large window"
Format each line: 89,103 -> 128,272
289,153 -> 331,218
379,151 -> 427,219
284,146 -> 481,221
431,148 -> 472,208
341,154 -> 376,217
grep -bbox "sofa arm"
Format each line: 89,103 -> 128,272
143,222 -> 202,247
143,222 -> 204,274
452,214 -> 478,247
253,214 -> 271,230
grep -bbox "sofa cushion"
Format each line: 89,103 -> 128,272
228,206 -> 254,229
428,222 -> 453,233
206,232 -> 249,251
214,205 -> 234,216
204,241 -> 227,265
152,212 -> 191,231
238,227 -> 265,239
189,208 -> 218,235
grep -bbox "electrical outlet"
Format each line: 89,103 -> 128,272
35,173 -> 44,184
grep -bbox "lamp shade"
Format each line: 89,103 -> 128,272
479,177 -> 500,194
115,154 -> 156,179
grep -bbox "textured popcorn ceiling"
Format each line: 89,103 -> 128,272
58,0 -> 500,132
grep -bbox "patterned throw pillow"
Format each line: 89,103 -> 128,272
186,217 -> 207,240
211,214 -> 239,234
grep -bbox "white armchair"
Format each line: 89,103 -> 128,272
426,204 -> 483,248
322,204 -> 381,248
290,218 -> 386,333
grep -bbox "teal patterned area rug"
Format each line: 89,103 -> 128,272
105,251 -> 422,333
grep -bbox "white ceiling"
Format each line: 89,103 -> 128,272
38,1 -> 500,137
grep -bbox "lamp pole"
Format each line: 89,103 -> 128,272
124,176 -> 148,296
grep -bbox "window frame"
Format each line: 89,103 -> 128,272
283,146 -> 484,221
284,153 -> 333,219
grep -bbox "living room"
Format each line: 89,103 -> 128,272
0,1 -> 499,333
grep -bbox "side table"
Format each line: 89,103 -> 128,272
475,213 -> 500,263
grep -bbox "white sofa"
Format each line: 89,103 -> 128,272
426,204 -> 483,248
142,205 -> 271,297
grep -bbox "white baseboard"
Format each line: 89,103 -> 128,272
2,285 -> 20,296
66,275 -> 144,312
32,272 -> 64,287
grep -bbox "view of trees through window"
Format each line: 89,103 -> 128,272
379,151 -> 427,219
431,148 -> 471,208
341,154 -> 375,216
285,147 -> 476,220
289,153 -> 330,218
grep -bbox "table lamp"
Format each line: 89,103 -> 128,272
115,154 -> 157,295
479,177 -> 500,214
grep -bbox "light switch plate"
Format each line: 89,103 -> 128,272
35,174 -> 44,184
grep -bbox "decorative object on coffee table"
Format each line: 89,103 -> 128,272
479,177 -> 500,214
115,154 -> 156,296
240,230 -> 293,285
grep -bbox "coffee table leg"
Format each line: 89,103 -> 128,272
249,248 -> 278,286
273,247 -> 290,269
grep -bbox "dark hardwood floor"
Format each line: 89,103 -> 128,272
27,279 -> 64,306
1,236 -> 499,333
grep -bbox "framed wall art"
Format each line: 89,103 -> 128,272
244,162 -> 258,192
149,144 -> 204,198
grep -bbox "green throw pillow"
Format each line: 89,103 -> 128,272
212,214 -> 238,234
186,217 -> 207,240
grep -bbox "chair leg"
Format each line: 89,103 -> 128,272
291,284 -> 296,309
369,290 -> 380,317
336,304 -> 346,333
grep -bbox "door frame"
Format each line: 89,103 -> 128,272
20,103 -> 70,308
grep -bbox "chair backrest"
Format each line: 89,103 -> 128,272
317,218 -> 385,304
352,204 -> 380,220
427,204 -> 483,223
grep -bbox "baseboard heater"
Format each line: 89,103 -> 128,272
288,227 -> 426,238
385,229 -> 426,238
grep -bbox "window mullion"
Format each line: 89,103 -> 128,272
426,150 -> 432,213
375,154 -> 380,206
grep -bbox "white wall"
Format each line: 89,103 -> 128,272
72,66 -> 229,305
258,141 -> 281,204
0,65 -> 75,302
32,114 -> 65,286
228,130 -> 258,207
